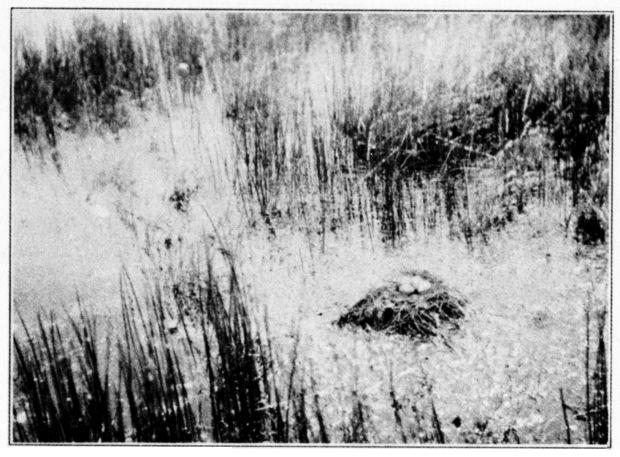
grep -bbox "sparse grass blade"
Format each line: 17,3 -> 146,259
589,310 -> 608,444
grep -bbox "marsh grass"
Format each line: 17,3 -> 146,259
13,13 -> 608,245
118,274 -> 199,442
14,242 -> 375,443
12,215 -> 610,444
585,307 -> 609,444
193,255 -> 271,442
13,301 -> 124,442
11,11 -> 610,445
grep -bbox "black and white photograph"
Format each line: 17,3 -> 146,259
6,2 -> 614,448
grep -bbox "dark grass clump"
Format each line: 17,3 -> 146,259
13,247 -> 330,444
12,301 -> 124,443
336,270 -> 466,340
13,280 -> 199,443
118,276 -> 199,442
14,16 -> 157,149
586,308 -> 608,445
168,247 -> 335,443
176,250 -> 325,443
194,258 -> 271,442
169,184 -> 198,213
159,248 -> 295,442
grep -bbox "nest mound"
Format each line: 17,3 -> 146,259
336,270 -> 467,340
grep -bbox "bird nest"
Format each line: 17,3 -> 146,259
336,270 -> 467,340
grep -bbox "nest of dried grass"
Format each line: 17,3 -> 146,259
336,270 -> 467,340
